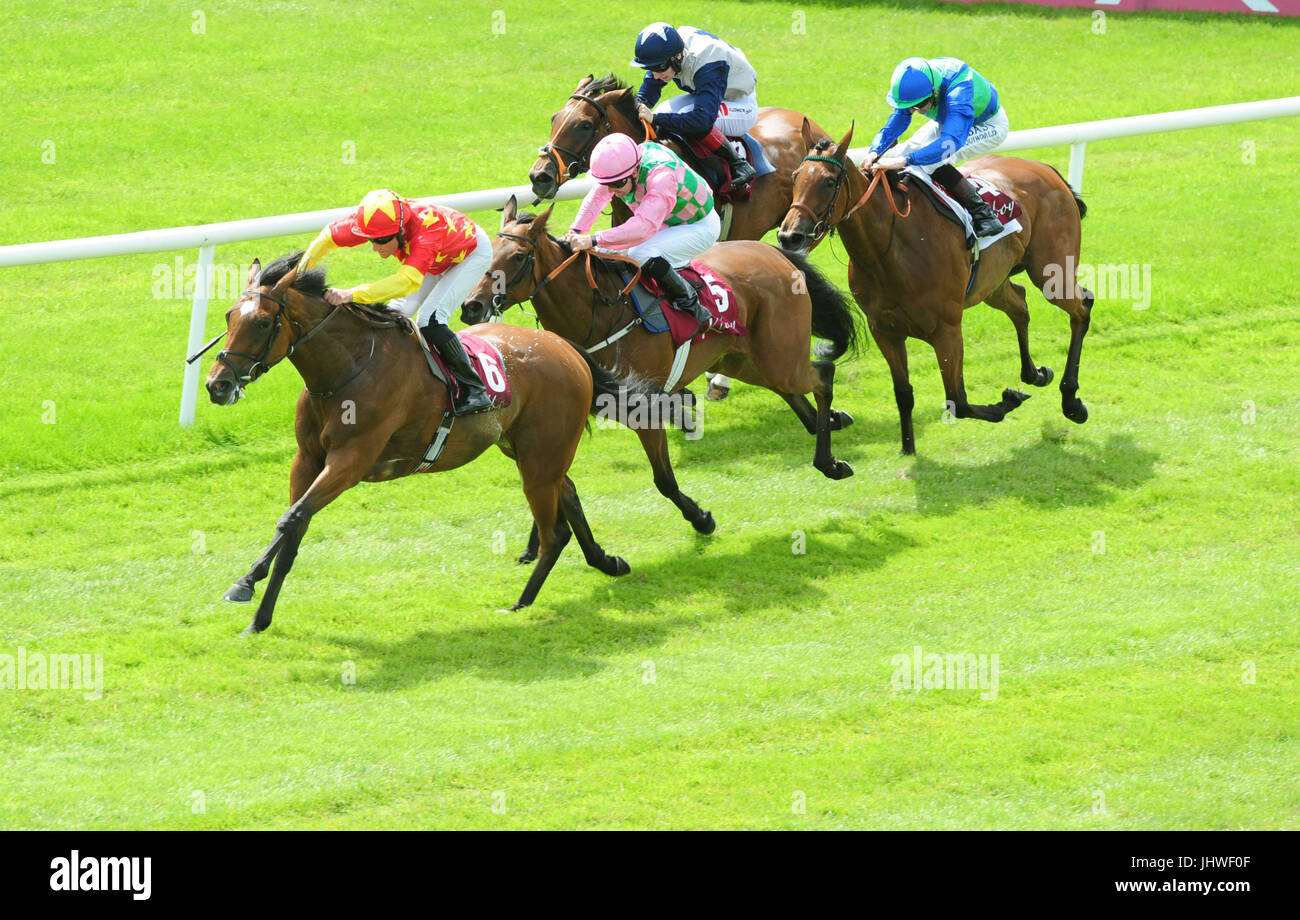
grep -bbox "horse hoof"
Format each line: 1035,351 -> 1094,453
1064,401 -> 1089,424
1001,389 -> 1031,410
706,381 -> 730,401
1025,365 -> 1054,387
693,511 -> 717,535
516,550 -> 537,566
240,622 -> 265,636
831,410 -> 854,431
506,600 -> 530,612
224,583 -> 254,603
606,556 -> 631,577
818,460 -> 854,480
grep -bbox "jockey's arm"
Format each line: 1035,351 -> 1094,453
870,108 -> 914,155
350,264 -> 424,304
297,225 -> 342,272
592,166 -> 676,249
905,91 -> 975,167
649,61 -> 728,136
570,183 -> 616,235
636,71 -> 667,109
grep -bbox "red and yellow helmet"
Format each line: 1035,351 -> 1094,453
354,189 -> 407,239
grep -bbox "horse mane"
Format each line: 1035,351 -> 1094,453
583,72 -> 639,124
258,250 -> 413,332
809,139 -> 906,191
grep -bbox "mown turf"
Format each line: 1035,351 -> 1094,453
0,1 -> 1297,829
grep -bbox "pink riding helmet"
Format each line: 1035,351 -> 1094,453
590,134 -> 641,183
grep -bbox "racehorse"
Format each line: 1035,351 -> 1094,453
529,73 -> 828,245
460,197 -> 859,556
201,252 -> 640,633
778,123 -> 1094,455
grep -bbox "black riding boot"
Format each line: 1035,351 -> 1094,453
934,165 -> 1003,238
422,322 -> 493,415
716,138 -> 756,187
644,257 -> 711,340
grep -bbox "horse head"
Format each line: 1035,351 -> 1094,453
529,73 -> 641,200
778,121 -> 855,255
462,195 -> 558,325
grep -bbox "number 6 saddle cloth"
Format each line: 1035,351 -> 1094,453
415,330 -> 513,409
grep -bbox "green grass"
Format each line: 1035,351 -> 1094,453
1,0 -> 1298,829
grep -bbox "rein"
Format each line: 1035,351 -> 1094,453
490,232 -> 645,352
790,155 -> 912,247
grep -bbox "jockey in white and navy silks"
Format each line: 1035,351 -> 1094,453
631,22 -> 758,187
864,57 -> 1009,238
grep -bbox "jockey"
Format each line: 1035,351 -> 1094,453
297,189 -> 494,415
631,22 -> 758,188
563,134 -> 720,341
864,57 -> 1009,238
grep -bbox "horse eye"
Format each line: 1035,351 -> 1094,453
255,316 -> 272,329
822,177 -> 836,189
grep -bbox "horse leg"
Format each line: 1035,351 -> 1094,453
1026,242 -> 1093,423
557,476 -> 630,576
228,445 -> 377,635
808,360 -> 853,480
224,448 -> 320,603
932,320 -> 1030,423
871,330 -> 917,455
510,471 -> 571,611
779,392 -> 854,435
517,523 -> 540,565
635,426 -> 715,534
984,280 -> 1053,387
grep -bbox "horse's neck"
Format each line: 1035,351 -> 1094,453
533,251 -> 637,347
838,170 -> 901,268
285,297 -> 380,393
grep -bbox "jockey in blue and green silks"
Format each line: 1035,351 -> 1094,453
864,57 -> 1009,238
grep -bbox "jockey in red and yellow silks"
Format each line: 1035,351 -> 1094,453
298,189 -> 494,415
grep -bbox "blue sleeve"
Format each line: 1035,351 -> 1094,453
652,61 -> 728,136
905,81 -> 975,166
636,71 -> 665,109
870,109 -> 913,154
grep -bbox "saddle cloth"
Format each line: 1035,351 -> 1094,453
419,330 -> 512,408
901,165 -> 1023,252
639,262 -> 747,349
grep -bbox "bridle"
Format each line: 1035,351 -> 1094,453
788,153 -> 913,247
486,231 -> 584,316
209,288 -> 369,399
537,90 -> 615,184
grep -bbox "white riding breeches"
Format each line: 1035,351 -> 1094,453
391,226 -> 493,326
887,108 -> 1010,175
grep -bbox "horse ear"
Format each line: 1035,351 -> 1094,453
502,194 -> 518,228
247,259 -> 261,287
800,117 -> 814,151
272,265 -> 298,296
532,204 -> 555,235
833,123 -> 856,162
574,74 -> 594,93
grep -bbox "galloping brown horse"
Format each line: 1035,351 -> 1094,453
778,123 -> 1095,455
461,197 -> 859,549
528,73 -> 827,243
202,253 -> 638,633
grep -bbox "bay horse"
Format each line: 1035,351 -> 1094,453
529,73 -> 828,246
778,123 -> 1095,455
460,196 -> 859,557
202,252 -> 639,633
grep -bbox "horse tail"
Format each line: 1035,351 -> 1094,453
780,248 -> 862,361
1046,164 -> 1087,220
567,340 -> 660,419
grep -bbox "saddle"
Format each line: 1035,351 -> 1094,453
655,129 -> 774,206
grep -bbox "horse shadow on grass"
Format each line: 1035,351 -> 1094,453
324,518 -> 916,689
908,432 -> 1159,517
